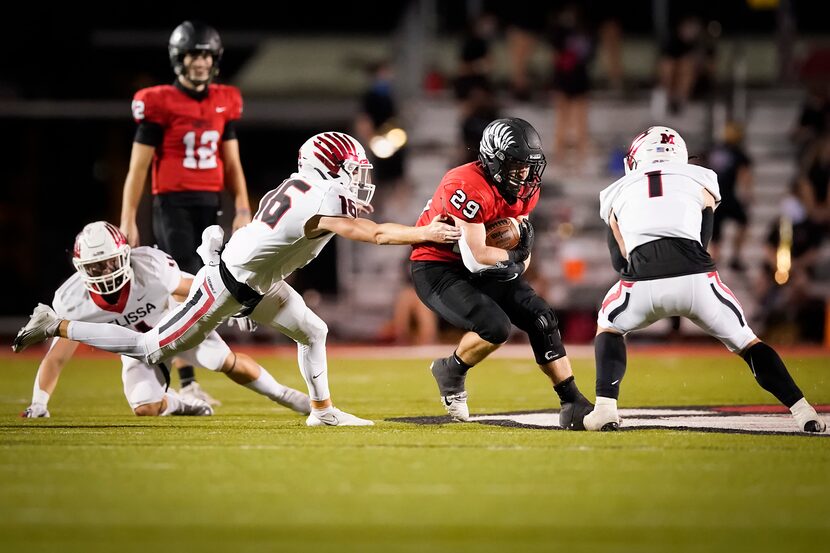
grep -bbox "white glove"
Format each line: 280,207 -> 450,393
21,403 -> 50,418
227,316 -> 258,333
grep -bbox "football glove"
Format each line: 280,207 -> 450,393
474,261 -> 525,283
507,219 -> 535,263
227,316 -> 258,333
21,403 -> 50,418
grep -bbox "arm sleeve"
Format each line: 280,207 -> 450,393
700,207 -> 714,249
134,121 -> 163,147
458,229 -> 497,272
222,120 -> 237,141
606,226 -> 627,272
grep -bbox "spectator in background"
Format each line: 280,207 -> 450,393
354,60 -> 406,188
454,12 -> 497,102
502,2 -> 547,101
654,15 -> 705,117
756,184 -> 826,343
797,132 -> 830,229
792,62 -> 830,162
454,13 -> 501,166
707,120 -> 753,272
548,3 -> 594,174
458,81 -> 501,165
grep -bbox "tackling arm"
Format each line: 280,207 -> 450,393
222,140 -> 252,232
119,142 -> 155,247
313,214 -> 460,245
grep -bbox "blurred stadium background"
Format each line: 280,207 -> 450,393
3,5 -> 829,553
1,0 -> 829,349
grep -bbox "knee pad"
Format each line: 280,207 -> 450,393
529,309 -> 566,365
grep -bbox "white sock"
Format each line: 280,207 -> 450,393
32,378 -> 50,407
160,391 -> 182,416
67,321 -> 149,358
243,367 -> 288,403
312,405 -> 335,417
595,396 -> 618,410
298,342 -> 330,401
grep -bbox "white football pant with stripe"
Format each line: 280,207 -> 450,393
596,271 -> 757,352
66,263 -> 332,401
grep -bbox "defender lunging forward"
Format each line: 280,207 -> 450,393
584,126 -> 825,433
15,133 -> 460,427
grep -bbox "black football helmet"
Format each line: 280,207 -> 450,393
478,118 -> 546,202
168,21 -> 223,86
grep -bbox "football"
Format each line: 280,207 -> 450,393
484,217 -> 521,250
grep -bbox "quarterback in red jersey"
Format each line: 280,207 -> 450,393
410,117 -> 592,428
119,21 -> 252,402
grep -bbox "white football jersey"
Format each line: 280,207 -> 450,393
53,247 -> 181,331
599,162 -> 721,253
222,173 -> 357,294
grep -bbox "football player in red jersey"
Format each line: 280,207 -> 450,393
118,21 -> 252,404
410,117 -> 593,428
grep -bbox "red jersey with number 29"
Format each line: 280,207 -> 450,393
410,162 -> 538,263
131,84 -> 243,195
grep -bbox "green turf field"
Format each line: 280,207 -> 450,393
1,351 -> 828,553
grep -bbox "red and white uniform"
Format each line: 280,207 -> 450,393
597,162 -> 755,352
410,162 -> 538,263
138,172 -> 359,401
53,247 -> 230,407
131,84 -> 243,194
223,174 -> 357,294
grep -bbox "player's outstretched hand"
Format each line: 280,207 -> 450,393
424,215 -> 462,244
21,403 -> 50,418
228,316 -> 258,333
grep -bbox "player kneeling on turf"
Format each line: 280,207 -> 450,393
20,222 -> 309,418
585,126 -> 826,434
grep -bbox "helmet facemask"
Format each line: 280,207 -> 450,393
72,222 -> 134,295
297,132 -> 375,208
74,247 -> 133,295
497,156 -> 546,201
344,159 -> 375,207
